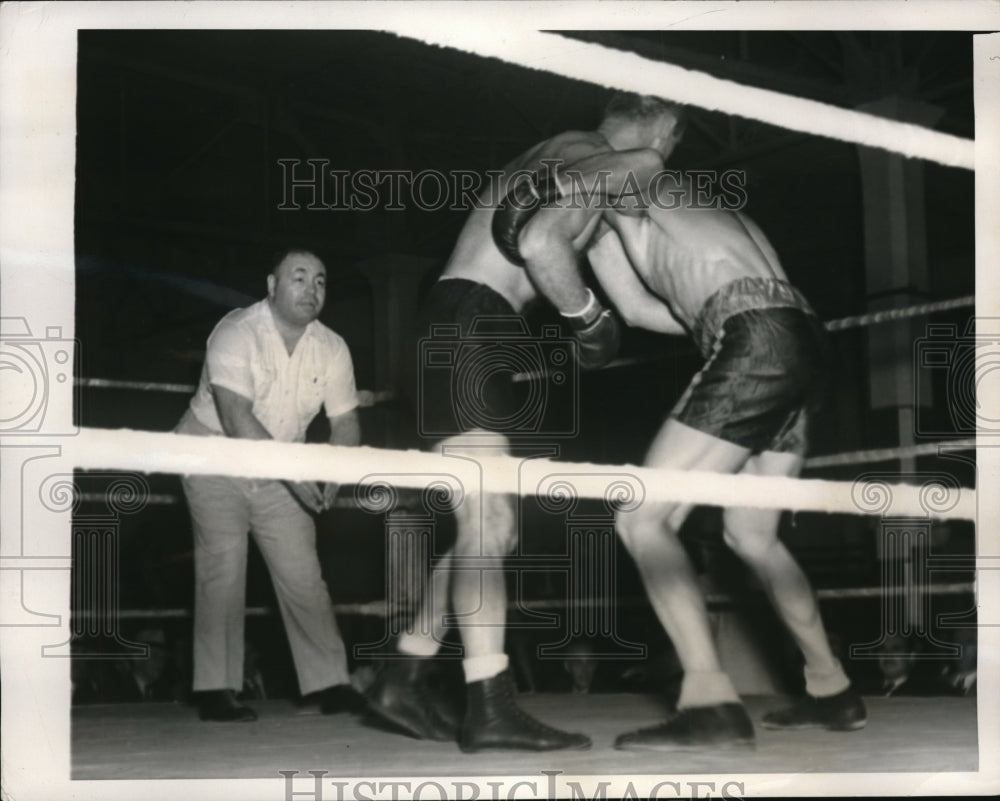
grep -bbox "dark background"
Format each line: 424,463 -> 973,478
71,30 -> 977,702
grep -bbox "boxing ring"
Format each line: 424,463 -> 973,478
61,28 -> 982,782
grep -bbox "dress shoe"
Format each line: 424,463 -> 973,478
459,670 -> 591,753
615,703 -> 754,751
198,689 -> 257,722
365,657 -> 458,741
761,687 -> 867,731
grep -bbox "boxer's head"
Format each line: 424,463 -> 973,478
267,248 -> 327,327
600,93 -> 687,160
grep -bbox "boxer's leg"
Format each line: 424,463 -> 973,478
726,451 -> 866,731
441,431 -> 591,752
615,419 -> 756,751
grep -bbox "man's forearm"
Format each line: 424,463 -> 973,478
328,409 -> 361,448
519,205 -> 603,315
212,387 -> 273,441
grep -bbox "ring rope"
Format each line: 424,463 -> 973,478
512,294 -> 974,382
71,582 -> 977,622
824,294 -> 974,332
69,428 -> 976,521
78,432 -> 978,506
386,27 -> 975,170
77,378 -> 197,394
77,294 -> 973,393
804,439 -> 977,470
75,380 -> 394,408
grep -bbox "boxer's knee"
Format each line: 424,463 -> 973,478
486,492 -> 517,554
616,505 -> 669,554
722,508 -> 779,563
454,491 -> 516,556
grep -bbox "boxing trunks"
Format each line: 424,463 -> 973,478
414,277 -> 529,440
672,277 -> 830,454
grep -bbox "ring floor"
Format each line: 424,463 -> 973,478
72,694 -> 977,779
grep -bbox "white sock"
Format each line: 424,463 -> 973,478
804,659 -> 851,698
677,670 -> 741,709
463,654 -> 509,684
397,632 -> 440,658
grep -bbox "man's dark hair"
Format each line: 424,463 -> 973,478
602,93 -> 688,138
269,247 -> 321,275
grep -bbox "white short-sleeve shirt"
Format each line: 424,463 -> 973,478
187,299 -> 358,443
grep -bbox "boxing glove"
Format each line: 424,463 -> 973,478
563,290 -> 621,370
491,171 -> 561,266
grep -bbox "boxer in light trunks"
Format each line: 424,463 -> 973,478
364,94 -> 686,752
503,176 -> 867,750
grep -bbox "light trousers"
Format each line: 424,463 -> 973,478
182,473 -> 349,695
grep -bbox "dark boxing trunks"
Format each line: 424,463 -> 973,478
414,277 -> 528,440
672,277 -> 830,454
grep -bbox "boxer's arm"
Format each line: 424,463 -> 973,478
492,140 -> 664,267
587,226 -> 687,336
518,202 -> 602,313
559,146 -> 664,214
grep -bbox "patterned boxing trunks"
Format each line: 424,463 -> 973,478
671,277 -> 831,455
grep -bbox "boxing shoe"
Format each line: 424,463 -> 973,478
320,684 -> 369,715
298,684 -> 368,715
364,657 -> 458,742
614,704 -> 754,751
198,689 -> 257,722
459,670 -> 591,753
761,687 -> 867,731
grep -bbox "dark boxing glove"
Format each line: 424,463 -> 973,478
562,289 -> 621,370
491,171 -> 562,266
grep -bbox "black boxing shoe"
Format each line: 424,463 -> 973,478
364,657 -> 458,742
761,687 -> 867,731
615,704 -> 754,751
294,684 -> 368,716
320,684 -> 369,715
459,670 -> 591,753
198,689 -> 257,722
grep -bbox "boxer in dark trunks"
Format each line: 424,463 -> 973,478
502,176 -> 866,750
365,94 -> 686,752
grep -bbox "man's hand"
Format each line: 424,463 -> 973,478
491,171 -> 562,266
321,482 -> 341,511
285,480 -> 325,514
562,288 -> 621,370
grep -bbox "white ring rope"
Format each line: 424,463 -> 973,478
79,432 -> 977,508
385,27 -> 975,170
69,428 -> 976,521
